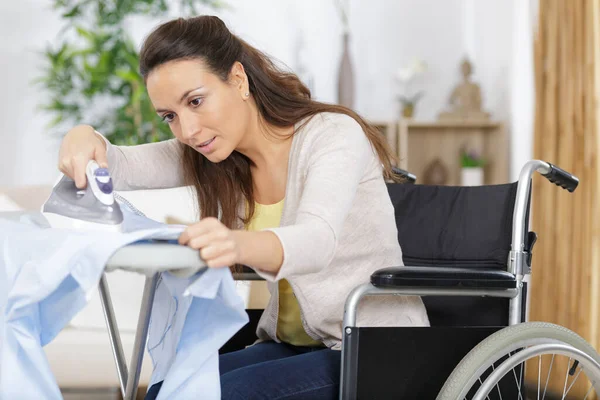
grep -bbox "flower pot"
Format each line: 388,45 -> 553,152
461,167 -> 484,186
402,104 -> 414,118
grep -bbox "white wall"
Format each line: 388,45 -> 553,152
509,0 -> 537,181
0,1 -> 63,186
0,0 -> 532,186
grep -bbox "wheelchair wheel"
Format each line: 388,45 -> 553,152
436,322 -> 600,400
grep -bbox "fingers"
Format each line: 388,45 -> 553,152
58,158 -> 74,181
58,155 -> 87,188
57,125 -> 109,188
204,253 -> 237,268
188,231 -> 229,251
178,218 -> 237,268
199,241 -> 236,265
95,147 -> 109,169
178,217 -> 221,245
72,155 -> 89,189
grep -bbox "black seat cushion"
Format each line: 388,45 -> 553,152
371,266 -> 517,289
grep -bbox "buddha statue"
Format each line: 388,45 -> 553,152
438,58 -> 490,122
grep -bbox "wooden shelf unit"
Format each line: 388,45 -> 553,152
370,119 -> 509,186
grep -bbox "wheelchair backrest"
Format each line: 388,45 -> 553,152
386,182 -> 520,327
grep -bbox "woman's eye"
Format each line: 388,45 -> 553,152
190,98 -> 203,107
162,113 -> 175,123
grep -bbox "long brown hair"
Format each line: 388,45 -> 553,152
139,15 -> 400,229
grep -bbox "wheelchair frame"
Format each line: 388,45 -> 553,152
97,159 -> 579,400
340,160 -> 579,398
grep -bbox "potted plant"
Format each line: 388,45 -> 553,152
36,0 -> 223,145
460,147 -> 486,186
395,58 -> 427,119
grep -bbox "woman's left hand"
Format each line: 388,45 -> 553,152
178,217 -> 241,268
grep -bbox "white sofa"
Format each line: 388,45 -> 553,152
0,185 -> 268,394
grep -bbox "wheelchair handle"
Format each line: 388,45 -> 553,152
511,160 -> 579,269
540,163 -> 579,192
391,167 -> 417,184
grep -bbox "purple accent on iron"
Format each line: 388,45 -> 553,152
95,168 -> 110,177
96,178 -> 114,194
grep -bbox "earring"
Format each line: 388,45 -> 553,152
245,92 -> 249,97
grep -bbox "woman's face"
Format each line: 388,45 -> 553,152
146,59 -> 251,163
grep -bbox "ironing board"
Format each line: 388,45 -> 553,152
102,241 -> 207,400
0,211 -> 261,399
0,211 -> 202,399
104,242 -> 263,399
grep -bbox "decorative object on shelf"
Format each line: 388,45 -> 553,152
396,121 -> 507,186
395,58 -> 427,119
460,147 -> 486,186
335,0 -> 354,108
423,158 -> 449,185
438,58 -> 490,122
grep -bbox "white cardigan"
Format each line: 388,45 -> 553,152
103,112 -> 430,350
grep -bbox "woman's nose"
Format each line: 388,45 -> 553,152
180,115 -> 201,142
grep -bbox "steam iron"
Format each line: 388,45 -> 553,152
42,160 -> 123,232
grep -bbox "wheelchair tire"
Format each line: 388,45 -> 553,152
436,321 -> 600,399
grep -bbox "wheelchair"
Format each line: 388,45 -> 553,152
98,159 -> 600,399
226,160 -> 600,399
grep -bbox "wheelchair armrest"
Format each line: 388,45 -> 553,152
371,266 -> 517,289
232,265 -> 265,281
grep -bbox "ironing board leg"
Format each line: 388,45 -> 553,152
124,273 -> 159,400
99,273 -> 129,397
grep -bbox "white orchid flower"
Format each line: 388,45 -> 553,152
395,67 -> 415,83
409,58 -> 428,75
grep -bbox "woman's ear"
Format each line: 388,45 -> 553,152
229,61 -> 249,99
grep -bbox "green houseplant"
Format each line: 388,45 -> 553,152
37,0 -> 223,145
460,147 -> 486,186
460,148 -> 486,168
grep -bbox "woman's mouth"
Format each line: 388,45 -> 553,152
196,137 -> 216,153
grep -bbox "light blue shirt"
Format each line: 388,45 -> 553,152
0,205 -> 248,399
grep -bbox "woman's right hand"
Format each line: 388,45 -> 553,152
58,125 -> 109,189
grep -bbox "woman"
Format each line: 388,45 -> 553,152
58,15 -> 429,399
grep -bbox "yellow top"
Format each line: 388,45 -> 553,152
246,199 -> 323,347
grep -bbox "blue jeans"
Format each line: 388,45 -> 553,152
145,341 -> 341,399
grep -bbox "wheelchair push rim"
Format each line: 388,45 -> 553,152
473,343 -> 600,400
437,322 -> 600,400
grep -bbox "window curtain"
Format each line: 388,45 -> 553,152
529,0 -> 600,395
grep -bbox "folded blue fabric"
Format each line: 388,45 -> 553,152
0,207 -> 248,399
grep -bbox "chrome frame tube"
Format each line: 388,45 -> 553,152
342,283 -> 518,331
508,291 -> 523,326
124,274 -> 159,400
339,283 -> 519,399
510,160 -> 550,265
508,160 -> 551,326
98,274 -> 129,397
97,267 -> 261,399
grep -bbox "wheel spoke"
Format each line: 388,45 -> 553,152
563,365 -> 582,398
582,384 -> 594,400
537,355 -> 541,400
512,365 -> 524,400
518,360 -> 524,398
542,354 -> 555,400
561,358 -> 572,399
